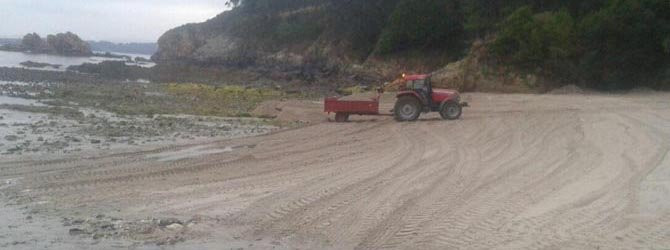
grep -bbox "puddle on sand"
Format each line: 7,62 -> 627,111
0,80 -> 31,86
147,145 -> 234,162
0,202 -> 156,250
0,96 -> 44,106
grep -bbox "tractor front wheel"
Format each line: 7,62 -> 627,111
394,96 -> 422,122
335,113 -> 349,123
440,101 -> 462,120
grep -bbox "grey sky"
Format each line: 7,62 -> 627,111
0,0 -> 229,43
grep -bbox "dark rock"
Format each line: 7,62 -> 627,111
6,146 -> 21,153
21,33 -> 45,52
4,135 -> 18,141
66,61 -> 146,80
98,222 -> 114,230
69,228 -> 86,236
158,218 -> 182,227
46,32 -> 92,56
20,61 -> 61,69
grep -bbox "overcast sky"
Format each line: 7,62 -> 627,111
0,0 -> 229,43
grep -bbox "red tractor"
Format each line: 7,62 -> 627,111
392,74 -> 467,121
324,74 -> 468,122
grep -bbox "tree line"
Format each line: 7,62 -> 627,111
222,0 -> 670,89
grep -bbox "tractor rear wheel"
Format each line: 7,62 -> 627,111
394,96 -> 421,122
335,113 -> 349,123
440,101 -> 462,120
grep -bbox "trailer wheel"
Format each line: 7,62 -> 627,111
440,101 -> 462,120
394,96 -> 421,122
335,113 -> 349,123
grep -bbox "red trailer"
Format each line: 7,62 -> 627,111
324,95 -> 381,122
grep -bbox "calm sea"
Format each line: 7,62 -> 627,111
0,50 -> 155,71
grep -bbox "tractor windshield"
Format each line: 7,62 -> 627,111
414,80 -> 425,89
407,79 -> 426,90
406,78 -> 431,92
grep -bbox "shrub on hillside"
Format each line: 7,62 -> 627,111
492,0 -> 670,90
578,0 -> 670,89
375,0 -> 465,55
274,17 -> 322,44
492,7 -> 578,81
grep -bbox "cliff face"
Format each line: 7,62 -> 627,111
153,0 -> 476,85
153,23 -> 208,62
152,1 -> 406,73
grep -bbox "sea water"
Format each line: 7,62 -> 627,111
0,50 -> 155,71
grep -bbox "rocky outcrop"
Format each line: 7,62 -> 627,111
152,3 -> 374,70
153,24 -> 207,62
2,32 -> 92,56
22,33 -> 46,52
153,21 -> 308,70
46,32 -> 92,56
20,61 -> 61,69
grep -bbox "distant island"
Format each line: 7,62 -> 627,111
88,41 -> 157,56
0,32 -> 158,57
1,32 -> 92,56
0,38 -> 20,46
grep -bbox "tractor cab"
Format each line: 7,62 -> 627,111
403,74 -> 433,92
401,74 -> 434,106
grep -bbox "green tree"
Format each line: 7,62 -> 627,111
491,7 -> 578,80
327,0 -> 401,57
375,0 -> 465,54
464,0 -> 606,37
579,0 -> 670,89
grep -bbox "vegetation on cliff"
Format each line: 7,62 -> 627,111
490,0 -> 670,90
154,0 -> 670,90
